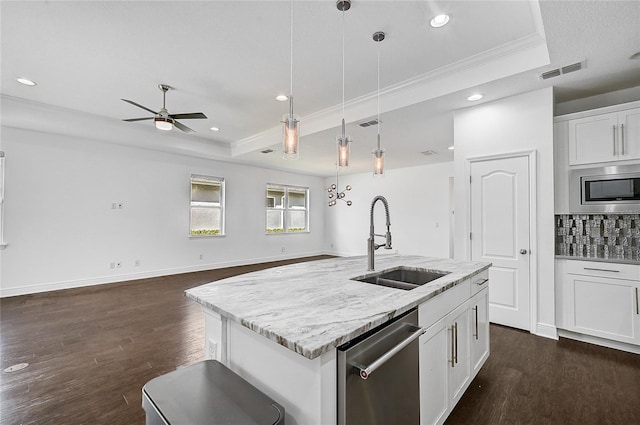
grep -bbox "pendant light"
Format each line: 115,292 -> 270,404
282,0 -> 300,159
372,31 -> 385,175
336,0 -> 351,167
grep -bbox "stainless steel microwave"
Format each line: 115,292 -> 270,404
569,165 -> 640,213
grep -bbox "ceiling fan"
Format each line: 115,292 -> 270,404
122,84 -> 207,133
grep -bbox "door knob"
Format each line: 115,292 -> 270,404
520,249 -> 528,255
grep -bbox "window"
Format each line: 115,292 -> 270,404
190,175 -> 224,237
266,184 -> 308,233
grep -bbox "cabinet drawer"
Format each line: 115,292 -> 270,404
470,270 -> 489,296
419,279 -> 470,329
561,259 -> 640,281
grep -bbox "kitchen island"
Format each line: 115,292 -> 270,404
186,255 -> 491,425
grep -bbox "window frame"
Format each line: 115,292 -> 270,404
190,174 -> 225,237
265,183 -> 309,234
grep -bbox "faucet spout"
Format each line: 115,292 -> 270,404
368,195 -> 392,271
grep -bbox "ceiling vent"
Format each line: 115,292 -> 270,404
539,61 -> 585,80
358,119 -> 380,128
421,150 -> 438,156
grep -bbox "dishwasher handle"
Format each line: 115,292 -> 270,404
356,325 -> 426,380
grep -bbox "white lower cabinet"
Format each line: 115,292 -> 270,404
556,259 -> 640,349
418,280 -> 489,425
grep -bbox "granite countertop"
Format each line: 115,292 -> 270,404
185,255 -> 491,360
555,255 -> 640,265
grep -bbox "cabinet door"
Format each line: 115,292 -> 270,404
419,317 -> 450,425
563,274 -> 639,344
448,302 -> 471,410
568,112 -> 618,165
470,288 -> 490,377
618,108 -> 640,161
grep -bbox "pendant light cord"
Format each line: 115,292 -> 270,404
341,8 -> 345,130
377,37 -> 380,150
290,0 -> 293,97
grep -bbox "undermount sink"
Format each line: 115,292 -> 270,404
352,267 -> 450,291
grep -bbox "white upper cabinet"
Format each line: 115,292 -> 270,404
619,108 -> 640,160
567,107 -> 640,165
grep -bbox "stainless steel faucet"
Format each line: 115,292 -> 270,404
368,195 -> 392,271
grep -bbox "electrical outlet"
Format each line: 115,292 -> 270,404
134,260 -> 140,267
109,262 -> 115,269
199,254 -> 204,260
281,247 -> 286,253
111,203 -> 117,210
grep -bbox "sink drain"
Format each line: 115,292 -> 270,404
4,363 -> 29,373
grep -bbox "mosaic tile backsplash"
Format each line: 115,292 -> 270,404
555,214 -> 640,261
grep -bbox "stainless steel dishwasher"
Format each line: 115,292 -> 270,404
337,308 -> 425,425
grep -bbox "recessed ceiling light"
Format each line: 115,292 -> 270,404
448,146 -> 455,150
16,77 -> 37,86
209,127 -> 220,132
276,95 -> 288,102
430,14 -> 450,28
467,94 -> 483,102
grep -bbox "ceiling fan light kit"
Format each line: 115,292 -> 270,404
154,116 -> 174,131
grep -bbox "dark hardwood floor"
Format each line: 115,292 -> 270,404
1,256 -> 639,425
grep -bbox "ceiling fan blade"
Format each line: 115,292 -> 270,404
123,117 -> 154,122
170,112 -> 208,120
174,120 -> 195,133
121,99 -> 158,115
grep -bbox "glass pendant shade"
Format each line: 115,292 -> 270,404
373,148 -> 385,175
282,111 -> 300,159
338,135 -> 350,167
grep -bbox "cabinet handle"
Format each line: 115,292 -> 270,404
454,322 -> 458,365
612,125 -> 617,156
621,123 -> 625,155
636,288 -> 639,315
583,267 -> 620,273
473,306 -> 479,340
475,278 -> 489,286
450,325 -> 455,367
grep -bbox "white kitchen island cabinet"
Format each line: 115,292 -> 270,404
186,255 -> 491,425
418,270 -> 489,425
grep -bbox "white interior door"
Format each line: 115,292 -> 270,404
470,156 -> 530,331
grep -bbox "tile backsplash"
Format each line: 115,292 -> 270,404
555,214 -> 640,261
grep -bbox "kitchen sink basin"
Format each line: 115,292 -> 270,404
352,267 -> 449,290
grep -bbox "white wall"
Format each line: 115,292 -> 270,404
0,126 -> 326,297
453,87 -> 556,338
555,85 -> 640,116
324,162 -> 454,259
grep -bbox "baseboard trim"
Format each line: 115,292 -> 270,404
534,322 -> 558,340
557,329 -> 640,355
0,251 -> 329,298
